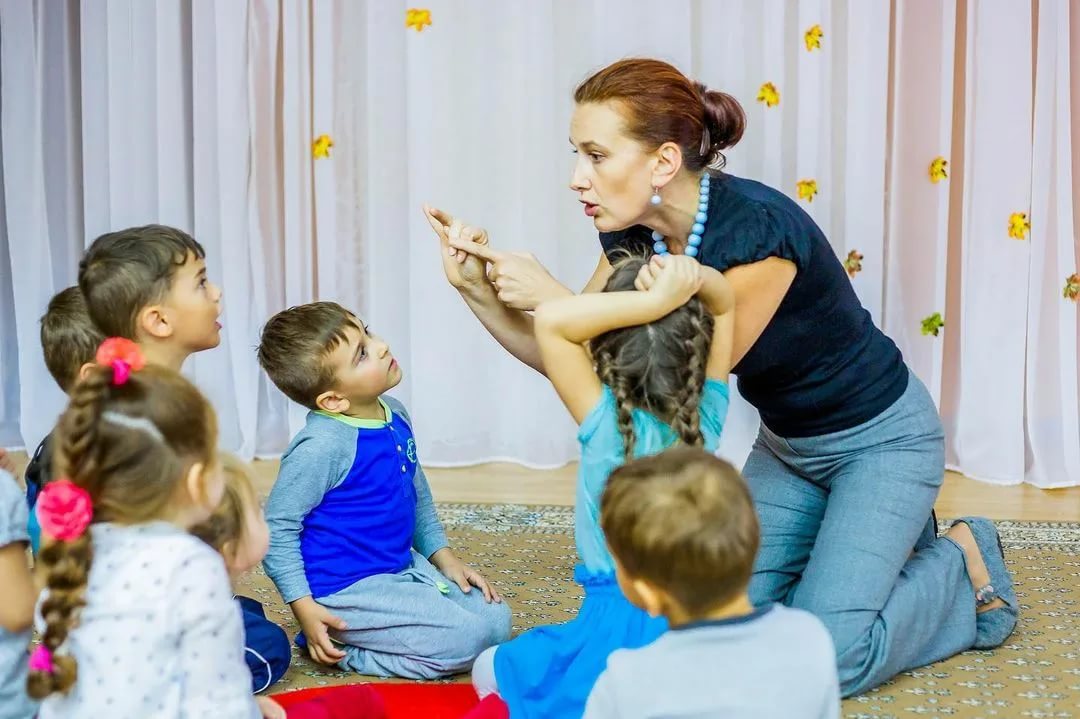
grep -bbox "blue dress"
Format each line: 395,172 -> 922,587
493,379 -> 730,719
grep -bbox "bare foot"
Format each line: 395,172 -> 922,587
947,521 -> 1006,613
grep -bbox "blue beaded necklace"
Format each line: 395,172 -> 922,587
651,172 -> 710,257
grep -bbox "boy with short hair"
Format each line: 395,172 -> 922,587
585,447 -> 840,718
258,301 -> 511,679
78,224 -> 222,371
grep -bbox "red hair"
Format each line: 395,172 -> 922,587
574,58 -> 746,172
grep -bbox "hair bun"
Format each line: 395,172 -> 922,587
694,82 -> 746,155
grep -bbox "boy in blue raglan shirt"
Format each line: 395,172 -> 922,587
257,302 -> 511,679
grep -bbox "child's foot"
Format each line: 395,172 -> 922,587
946,521 -> 1006,613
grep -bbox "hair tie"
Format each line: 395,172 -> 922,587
29,645 -> 55,675
36,478 -> 93,542
95,337 -> 146,386
102,411 -> 165,442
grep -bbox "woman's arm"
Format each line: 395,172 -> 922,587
456,251 -> 615,375
723,257 -> 797,367
534,258 -> 700,423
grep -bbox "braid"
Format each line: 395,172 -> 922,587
597,352 -> 637,459
670,309 -> 712,448
28,368 -> 110,699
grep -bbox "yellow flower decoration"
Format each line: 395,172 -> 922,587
757,82 -> 780,108
1007,212 -> 1030,240
920,312 -> 944,337
929,157 -> 948,183
312,134 -> 333,159
406,8 -> 432,32
804,25 -> 824,51
796,179 -> 818,203
844,250 -> 863,278
1064,273 -> 1080,302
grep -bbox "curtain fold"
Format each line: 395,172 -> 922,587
0,0 -> 1075,486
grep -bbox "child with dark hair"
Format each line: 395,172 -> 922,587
78,224 -> 222,371
470,252 -> 735,719
257,302 -> 510,680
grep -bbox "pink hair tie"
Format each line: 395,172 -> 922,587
94,337 -> 145,386
36,478 -> 93,542
29,645 -> 55,674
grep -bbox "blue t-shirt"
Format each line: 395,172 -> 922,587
575,379 -> 730,574
600,173 -> 908,438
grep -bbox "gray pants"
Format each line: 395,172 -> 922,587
319,550 -> 512,680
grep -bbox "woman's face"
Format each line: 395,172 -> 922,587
569,102 -> 656,232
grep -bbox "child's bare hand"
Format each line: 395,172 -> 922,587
291,596 -> 348,666
647,254 -> 703,308
255,696 -> 287,719
430,548 -> 502,603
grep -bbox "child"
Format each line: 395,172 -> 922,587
190,454 -> 292,694
29,339 -> 384,719
257,302 -> 511,679
584,448 -> 840,718
78,224 -> 222,371
471,253 -> 735,719
0,469 -> 36,718
23,286 -> 105,554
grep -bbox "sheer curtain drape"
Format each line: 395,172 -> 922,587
1,0 -> 1076,486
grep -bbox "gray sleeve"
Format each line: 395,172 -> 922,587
0,470 -> 29,546
582,668 -> 620,719
384,397 -> 449,559
262,434 -> 347,603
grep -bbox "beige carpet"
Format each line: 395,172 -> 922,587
243,504 -> 1080,718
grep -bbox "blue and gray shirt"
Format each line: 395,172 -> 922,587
263,397 -> 448,603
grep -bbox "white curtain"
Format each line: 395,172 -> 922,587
1,0 -> 1077,486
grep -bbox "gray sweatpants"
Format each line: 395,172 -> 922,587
319,550 -> 512,680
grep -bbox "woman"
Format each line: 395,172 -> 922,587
424,58 -> 1017,697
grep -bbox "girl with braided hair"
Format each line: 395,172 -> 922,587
468,252 -> 734,719
28,338 -> 387,719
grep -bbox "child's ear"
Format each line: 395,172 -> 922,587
315,391 -> 350,414
185,461 -> 221,513
139,305 -> 172,340
76,362 -> 97,384
630,578 -> 667,619
220,539 -> 239,571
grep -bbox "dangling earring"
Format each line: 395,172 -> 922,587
650,186 -> 661,205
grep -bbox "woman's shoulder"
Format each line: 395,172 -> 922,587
701,174 -> 820,272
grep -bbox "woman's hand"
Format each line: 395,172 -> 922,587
423,205 -> 492,292
646,254 -> 703,309
446,238 -> 567,311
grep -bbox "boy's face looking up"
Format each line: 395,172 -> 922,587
317,321 -> 403,415
143,252 -> 223,353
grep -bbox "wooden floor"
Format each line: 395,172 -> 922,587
6,450 -> 1079,522
254,460 -> 1080,523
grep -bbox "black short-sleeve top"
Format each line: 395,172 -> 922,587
599,173 -> 908,438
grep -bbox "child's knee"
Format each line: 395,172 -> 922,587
441,604 -> 511,663
484,599 -> 513,644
